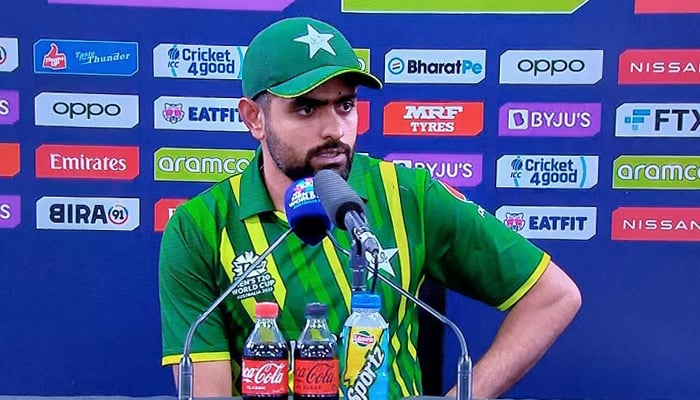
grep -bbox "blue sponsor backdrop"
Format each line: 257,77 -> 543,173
1,0 -> 700,399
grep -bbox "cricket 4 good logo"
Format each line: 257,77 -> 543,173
613,155 -> 700,189
35,92 -> 139,128
496,155 -> 599,189
0,90 -> 19,125
0,195 -> 21,229
496,206 -> 597,240
154,198 -> 187,232
153,43 -> 246,79
384,49 -> 485,84
616,103 -> 700,137
154,96 -> 247,131
383,101 -> 483,136
499,102 -> 601,137
47,0 -> 296,11
154,147 -> 254,182
635,0 -> 700,14
0,38 -> 19,72
499,50 -> 604,84
612,207 -> 700,241
385,153 -> 483,187
33,39 -> 138,76
0,143 -> 21,177
36,144 -> 139,180
619,49 -> 700,84
36,196 -> 140,231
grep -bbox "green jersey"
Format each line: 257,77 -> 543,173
159,151 -> 549,399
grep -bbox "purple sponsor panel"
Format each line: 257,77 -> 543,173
0,90 -> 19,125
0,195 -> 20,228
498,102 -> 601,137
47,0 -> 295,10
384,153 -> 483,187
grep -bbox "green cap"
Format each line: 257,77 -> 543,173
242,17 -> 383,99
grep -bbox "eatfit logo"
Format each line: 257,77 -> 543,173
0,195 -> 21,229
0,90 -> 20,125
0,143 -> 21,177
619,49 -> 700,84
34,39 -> 138,76
616,103 -> 700,137
36,144 -> 140,180
496,206 -> 597,240
613,156 -> 700,189
499,50 -> 604,85
385,153 -> 483,187
0,38 -> 19,72
36,196 -> 140,231
383,101 -> 483,136
154,96 -> 247,132
496,155 -> 599,189
154,147 -> 255,182
384,49 -> 485,84
612,207 -> 700,241
499,102 -> 601,137
35,92 -> 139,128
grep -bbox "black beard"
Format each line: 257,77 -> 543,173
270,137 -> 353,181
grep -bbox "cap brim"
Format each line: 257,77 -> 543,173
268,66 -> 383,98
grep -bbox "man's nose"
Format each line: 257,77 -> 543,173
319,109 -> 345,140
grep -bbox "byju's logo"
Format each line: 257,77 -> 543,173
154,147 -> 254,182
0,90 -> 20,125
613,155 -> 700,189
154,198 -> 188,232
496,206 -> 597,240
612,207 -> 700,241
153,43 -> 246,80
384,153 -> 483,187
499,50 -> 604,84
33,39 -> 138,76
384,49 -> 486,84
499,102 -> 601,137
0,195 -> 21,229
35,144 -> 140,180
383,101 -> 483,136
35,92 -> 139,128
616,103 -> 700,137
36,196 -> 140,231
154,96 -> 247,132
0,38 -> 19,72
0,143 -> 20,177
496,155 -> 599,189
619,49 -> 700,84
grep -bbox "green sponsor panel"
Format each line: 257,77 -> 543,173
613,156 -> 700,190
154,147 -> 255,182
342,0 -> 588,13
353,48 -> 370,72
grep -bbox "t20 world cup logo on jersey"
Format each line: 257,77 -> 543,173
162,103 -> 184,124
230,251 -> 277,300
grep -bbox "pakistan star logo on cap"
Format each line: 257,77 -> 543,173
293,24 -> 336,58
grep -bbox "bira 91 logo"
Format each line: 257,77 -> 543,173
613,155 -> 700,189
635,0 -> 700,14
383,101 -> 483,136
154,198 -> 187,232
0,37 -> 19,72
495,206 -> 597,240
35,92 -> 139,128
499,50 -> 604,85
241,360 -> 288,395
619,49 -> 700,84
384,49 -> 486,84
612,207 -> 700,241
35,144 -> 139,180
0,90 -> 19,125
496,155 -> 599,189
499,102 -> 601,137
0,143 -> 21,177
154,96 -> 247,132
33,39 -> 138,76
153,43 -> 246,79
615,103 -> 700,137
154,147 -> 254,182
385,153 -> 483,187
0,195 -> 21,229
36,196 -> 140,231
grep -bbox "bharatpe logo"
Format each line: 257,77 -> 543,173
35,92 -> 139,128
384,153 -> 483,187
499,102 -> 601,137
154,96 -> 247,131
383,101 -> 483,136
36,196 -> 140,231
616,103 -> 700,137
496,155 -> 599,189
33,39 -> 138,76
153,43 -> 246,79
499,50 -> 604,85
619,49 -> 700,84
0,38 -> 19,72
612,207 -> 700,241
0,90 -> 19,125
0,195 -> 21,229
384,49 -> 485,84
613,156 -> 700,189
154,147 -> 254,182
496,206 -> 597,240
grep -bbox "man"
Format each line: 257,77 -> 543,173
159,17 -> 581,399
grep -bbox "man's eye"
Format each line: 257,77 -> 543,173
340,101 -> 356,111
298,106 -> 314,115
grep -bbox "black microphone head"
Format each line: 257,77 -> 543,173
313,169 -> 365,230
284,177 -> 331,245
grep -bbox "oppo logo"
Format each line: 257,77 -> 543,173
517,58 -> 585,76
500,50 -> 603,85
35,92 -> 139,128
53,101 -> 121,119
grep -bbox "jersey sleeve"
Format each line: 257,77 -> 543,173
158,207 -> 231,366
422,179 -> 550,311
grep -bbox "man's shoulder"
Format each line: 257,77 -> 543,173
355,153 -> 431,187
175,178 -> 239,224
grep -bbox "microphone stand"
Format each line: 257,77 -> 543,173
327,231 -> 473,400
177,228 -> 293,400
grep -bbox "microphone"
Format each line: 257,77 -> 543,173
284,177 -> 330,246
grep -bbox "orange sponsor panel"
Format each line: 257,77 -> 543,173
383,101 -> 483,136
0,143 -> 20,177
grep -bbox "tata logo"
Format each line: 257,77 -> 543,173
154,96 -> 247,131
496,155 -> 599,189
35,144 -> 140,180
499,50 -> 604,84
496,206 -> 597,240
385,152 -> 483,187
619,49 -> 700,84
0,38 -> 19,72
36,196 -> 140,231
499,102 -> 601,137
384,49 -> 486,84
612,207 -> 700,241
154,147 -> 254,182
383,101 -> 483,136
616,103 -> 700,137
33,39 -> 138,76
613,155 -> 700,189
153,43 -> 246,80
0,90 -> 20,125
34,92 -> 139,128
154,198 -> 187,232
0,195 -> 21,229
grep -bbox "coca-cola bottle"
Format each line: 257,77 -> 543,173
241,302 -> 289,400
293,303 -> 339,400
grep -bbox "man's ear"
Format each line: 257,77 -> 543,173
239,97 -> 265,140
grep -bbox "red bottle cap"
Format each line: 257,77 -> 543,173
255,302 -> 279,319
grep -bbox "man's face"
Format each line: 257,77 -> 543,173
261,78 -> 359,181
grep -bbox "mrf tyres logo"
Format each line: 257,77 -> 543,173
154,96 -> 247,131
383,101 -> 483,136
499,102 -> 601,137
36,196 -> 140,231
616,103 -> 700,137
384,153 -> 483,187
496,206 -> 597,240
153,43 -> 246,79
499,50 -> 604,85
35,92 -> 139,128
496,155 -> 599,189
154,147 -> 254,182
613,156 -> 700,190
384,49 -> 485,84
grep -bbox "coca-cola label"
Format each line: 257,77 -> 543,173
241,358 -> 289,395
293,359 -> 339,395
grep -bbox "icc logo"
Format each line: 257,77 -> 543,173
167,45 -> 180,68
510,157 -> 524,178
